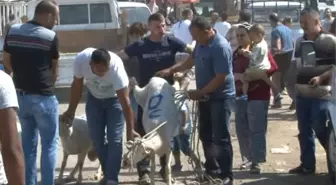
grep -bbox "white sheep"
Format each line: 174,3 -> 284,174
57,115 -> 100,184
124,77 -> 202,185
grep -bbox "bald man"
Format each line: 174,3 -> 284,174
289,8 -> 336,175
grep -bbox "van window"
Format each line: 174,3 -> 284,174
120,7 -> 151,24
90,3 -> 112,23
252,8 -> 299,23
59,3 -> 112,25
59,4 -> 89,25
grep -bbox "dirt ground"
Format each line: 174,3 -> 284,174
34,93 -> 333,185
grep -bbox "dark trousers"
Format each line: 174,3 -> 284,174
296,96 -> 329,170
199,98 -> 234,179
135,106 -> 166,176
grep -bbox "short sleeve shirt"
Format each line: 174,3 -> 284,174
73,48 -> 129,99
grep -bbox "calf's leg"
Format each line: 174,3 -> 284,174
76,152 -> 87,184
56,151 -> 68,184
165,150 -> 173,185
150,153 -> 156,185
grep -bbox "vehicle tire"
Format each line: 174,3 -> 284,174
327,123 -> 336,184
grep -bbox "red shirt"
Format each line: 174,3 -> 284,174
233,49 -> 278,100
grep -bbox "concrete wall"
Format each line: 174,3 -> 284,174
54,86 -> 88,104
56,29 -> 125,53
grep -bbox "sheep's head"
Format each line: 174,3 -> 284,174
58,115 -> 73,138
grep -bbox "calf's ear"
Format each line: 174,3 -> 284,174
133,85 -> 147,107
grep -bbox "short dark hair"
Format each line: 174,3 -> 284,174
182,8 -> 193,18
129,22 -> 148,36
249,24 -> 265,36
269,13 -> 280,23
91,48 -> 111,66
239,11 -> 251,23
34,0 -> 58,16
148,13 -> 165,23
300,8 -> 320,20
190,16 -> 212,30
220,12 -> 228,21
282,17 -> 292,24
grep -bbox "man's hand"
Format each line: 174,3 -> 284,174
181,124 -> 188,134
187,90 -> 205,100
129,77 -> 138,91
61,110 -> 75,127
309,76 -> 322,87
156,68 -> 173,77
127,129 -> 141,141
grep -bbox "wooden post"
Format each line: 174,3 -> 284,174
119,11 -> 129,48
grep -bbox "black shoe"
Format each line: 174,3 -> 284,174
138,172 -> 151,185
289,165 -> 315,175
249,164 -> 261,174
272,94 -> 282,108
289,101 -> 296,110
221,177 -> 233,185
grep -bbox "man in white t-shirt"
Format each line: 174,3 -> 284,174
0,71 -> 25,185
214,12 -> 231,38
171,8 -> 194,45
61,48 -> 138,185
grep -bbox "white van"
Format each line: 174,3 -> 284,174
28,0 -> 151,31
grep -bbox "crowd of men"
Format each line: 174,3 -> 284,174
0,0 -> 335,185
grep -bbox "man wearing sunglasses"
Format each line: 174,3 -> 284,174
118,12 -> 193,185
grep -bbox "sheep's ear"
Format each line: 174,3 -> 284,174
133,85 -> 146,107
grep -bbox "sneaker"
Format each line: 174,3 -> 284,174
138,173 -> 151,185
272,94 -> 282,108
249,164 -> 261,174
239,161 -> 252,170
171,164 -> 183,172
221,177 -> 233,185
289,165 -> 315,175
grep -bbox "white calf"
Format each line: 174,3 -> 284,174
57,116 -> 99,184
125,77 -> 189,185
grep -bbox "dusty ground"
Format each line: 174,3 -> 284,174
35,91 -> 332,185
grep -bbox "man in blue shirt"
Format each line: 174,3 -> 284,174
269,13 -> 294,108
157,16 -> 235,184
118,13 -> 193,185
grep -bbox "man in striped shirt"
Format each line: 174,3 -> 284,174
2,1 -> 60,185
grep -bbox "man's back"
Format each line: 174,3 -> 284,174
271,24 -> 293,51
214,21 -> 231,38
4,21 -> 58,95
172,20 -> 193,45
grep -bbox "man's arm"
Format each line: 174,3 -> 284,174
0,75 -> 25,185
67,77 -> 84,114
3,34 -> 12,75
116,87 -> 135,140
0,108 -> 25,185
51,36 -> 60,85
169,55 -> 194,74
199,46 -> 231,95
118,41 -> 140,61
169,35 -> 194,54
112,59 -> 135,140
271,30 -> 282,52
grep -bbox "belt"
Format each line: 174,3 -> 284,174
16,89 -> 33,96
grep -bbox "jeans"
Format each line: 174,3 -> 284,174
235,99 -> 269,165
198,98 -> 234,179
17,93 -> 59,185
296,96 -> 329,170
0,64 -> 4,71
86,92 -> 124,184
135,106 -> 166,177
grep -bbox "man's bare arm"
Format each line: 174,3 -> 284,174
170,56 -> 194,74
116,87 -> 135,140
51,59 -> 59,85
0,108 -> 25,185
67,77 -> 84,114
3,52 -> 12,75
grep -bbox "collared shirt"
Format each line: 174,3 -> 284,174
271,24 -> 293,52
3,21 -> 59,96
193,32 -> 235,99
